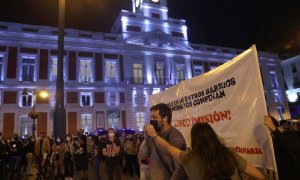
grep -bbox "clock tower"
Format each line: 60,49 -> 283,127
133,0 -> 168,20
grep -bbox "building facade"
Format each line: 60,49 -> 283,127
0,0 -> 290,137
281,55 -> 300,118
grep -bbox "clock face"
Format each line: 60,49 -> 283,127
151,0 -> 159,2
136,0 -> 140,8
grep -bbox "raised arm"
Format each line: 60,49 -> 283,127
145,124 -> 182,164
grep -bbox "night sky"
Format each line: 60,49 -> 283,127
0,0 -> 299,56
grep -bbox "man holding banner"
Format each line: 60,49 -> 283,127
142,103 -> 187,180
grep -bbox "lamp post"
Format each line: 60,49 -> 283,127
53,0 -> 66,139
22,88 -> 49,138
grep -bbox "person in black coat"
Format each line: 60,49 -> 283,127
264,116 -> 300,180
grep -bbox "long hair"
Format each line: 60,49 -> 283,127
190,123 -> 235,179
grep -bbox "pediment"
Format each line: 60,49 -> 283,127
126,29 -> 192,50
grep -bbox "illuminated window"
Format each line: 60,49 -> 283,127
155,63 -> 165,84
270,71 -> 279,89
107,111 -> 120,129
136,112 -> 145,131
21,93 -> 33,107
52,57 -> 58,78
133,63 -> 143,84
81,93 -> 91,106
22,56 -> 35,82
107,92 -> 118,106
277,107 -> 284,120
19,116 -> 32,136
105,61 -> 118,83
176,64 -> 185,82
274,93 -> 280,103
0,55 -> 3,81
80,59 -> 92,83
81,114 -> 92,133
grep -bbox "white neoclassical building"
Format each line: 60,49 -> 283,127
0,0 -> 290,137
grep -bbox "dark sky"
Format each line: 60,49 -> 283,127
0,0 -> 300,54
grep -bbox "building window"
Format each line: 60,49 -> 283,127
50,57 -> 58,81
270,71 -> 279,89
21,94 -> 33,107
194,66 -> 203,77
22,56 -> 35,82
277,107 -> 284,120
133,63 -> 143,84
20,116 -> 32,136
80,59 -> 92,83
81,114 -> 92,133
171,31 -> 184,38
0,55 -> 4,81
152,13 -> 160,19
105,61 -> 117,83
107,110 -> 120,129
107,92 -> 118,106
176,64 -> 185,82
155,63 -> 165,84
127,25 -> 141,32
136,112 -> 145,131
274,93 -> 281,103
81,93 -> 92,106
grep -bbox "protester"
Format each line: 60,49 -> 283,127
74,129 -> 88,180
24,135 -> 35,176
124,134 -> 140,179
89,136 -> 101,180
141,103 -> 186,180
102,128 -> 122,180
145,122 -> 264,179
52,135 -> 65,179
264,115 -> 300,179
8,133 -> 23,179
0,132 -> 10,179
64,133 -> 75,180
35,132 -> 50,179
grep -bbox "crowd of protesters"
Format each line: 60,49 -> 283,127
1,103 -> 300,180
0,128 -> 144,180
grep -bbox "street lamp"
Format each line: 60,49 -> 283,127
22,88 -> 49,138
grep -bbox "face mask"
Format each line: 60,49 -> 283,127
66,137 -> 71,141
150,119 -> 161,132
57,138 -> 61,142
108,133 -> 115,138
7,140 -> 11,143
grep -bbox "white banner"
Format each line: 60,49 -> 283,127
149,45 -> 276,170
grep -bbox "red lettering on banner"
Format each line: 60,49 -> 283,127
228,146 -> 263,155
172,110 -> 231,127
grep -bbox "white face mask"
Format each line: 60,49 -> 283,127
66,137 -> 71,141
57,138 -> 61,142
108,133 -> 115,138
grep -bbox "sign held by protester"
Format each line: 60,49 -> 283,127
149,45 -> 276,170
